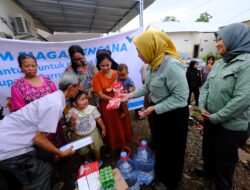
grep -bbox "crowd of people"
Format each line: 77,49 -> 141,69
0,22 -> 249,190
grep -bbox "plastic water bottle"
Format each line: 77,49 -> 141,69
116,151 -> 140,190
133,140 -> 155,185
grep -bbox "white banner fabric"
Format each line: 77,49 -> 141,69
0,28 -> 144,114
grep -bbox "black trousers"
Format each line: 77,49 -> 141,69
0,169 -> 22,190
0,151 -> 53,190
188,87 -> 200,106
202,121 -> 248,190
149,106 -> 189,188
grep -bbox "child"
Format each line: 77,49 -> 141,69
66,91 -> 106,161
117,63 -> 135,118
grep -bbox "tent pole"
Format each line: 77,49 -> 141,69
139,0 -> 144,28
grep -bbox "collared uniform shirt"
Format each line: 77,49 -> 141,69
131,55 -> 189,114
199,53 -> 250,131
0,90 -> 66,161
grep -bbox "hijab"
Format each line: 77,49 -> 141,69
188,60 -> 198,71
215,23 -> 250,63
133,30 -> 183,70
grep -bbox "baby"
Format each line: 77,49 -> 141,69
116,63 -> 135,118
66,91 -> 106,161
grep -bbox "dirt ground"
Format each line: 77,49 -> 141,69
97,109 -> 250,190
127,109 -> 250,190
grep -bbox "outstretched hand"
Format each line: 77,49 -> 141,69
139,106 -> 155,117
201,109 -> 210,120
120,93 -> 129,102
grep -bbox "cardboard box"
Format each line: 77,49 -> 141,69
113,168 -> 128,190
77,161 -> 101,190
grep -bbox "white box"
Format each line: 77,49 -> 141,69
77,176 -> 88,190
86,171 -> 101,190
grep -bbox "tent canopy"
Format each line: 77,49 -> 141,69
12,0 -> 155,33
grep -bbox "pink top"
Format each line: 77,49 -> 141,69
11,76 -> 57,111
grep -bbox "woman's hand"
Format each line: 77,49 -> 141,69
120,93 -> 130,102
105,88 -> 112,92
139,106 -> 155,116
201,109 -> 210,120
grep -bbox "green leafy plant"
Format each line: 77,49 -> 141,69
202,52 -> 222,62
195,12 -> 212,22
162,16 -> 180,22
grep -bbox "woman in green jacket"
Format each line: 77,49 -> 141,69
123,30 -> 189,189
198,23 -> 250,190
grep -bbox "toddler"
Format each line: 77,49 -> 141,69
117,63 -> 135,118
66,91 -> 106,161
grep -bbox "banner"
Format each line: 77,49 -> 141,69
0,28 -> 144,114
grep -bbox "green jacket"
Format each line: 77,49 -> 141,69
199,53 -> 250,131
131,55 -> 189,114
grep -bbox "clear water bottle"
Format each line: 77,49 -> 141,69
133,140 -> 155,185
116,149 -> 140,190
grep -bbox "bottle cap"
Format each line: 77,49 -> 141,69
141,140 -> 147,146
120,151 -> 127,158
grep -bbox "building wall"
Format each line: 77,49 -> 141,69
190,32 -> 217,58
167,31 -> 216,58
198,32 -> 217,57
0,0 -> 48,40
167,32 -> 194,56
